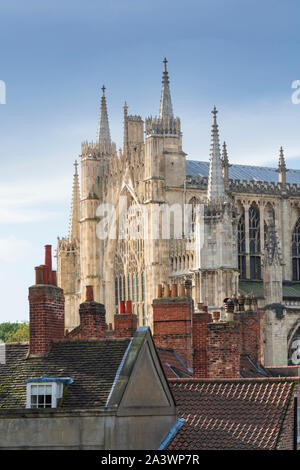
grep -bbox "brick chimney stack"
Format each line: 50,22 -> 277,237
114,300 -> 138,338
29,245 -> 65,356
192,305 -> 212,378
153,283 -> 194,369
205,320 -> 240,378
192,295 -> 264,379
79,286 -> 106,339
238,295 -> 264,365
193,297 -> 241,378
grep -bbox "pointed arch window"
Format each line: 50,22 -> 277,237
122,276 -> 126,301
119,276 -> 123,301
127,274 -> 131,301
292,218 -> 300,280
132,273 -> 136,302
189,197 -> 199,237
136,273 -> 140,302
249,204 -> 261,279
141,272 -> 145,301
115,278 -> 118,308
142,304 -> 146,326
238,210 -> 246,279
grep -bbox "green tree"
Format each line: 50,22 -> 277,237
0,322 -> 29,343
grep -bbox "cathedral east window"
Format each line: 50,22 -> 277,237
238,210 -> 246,279
249,204 -> 261,280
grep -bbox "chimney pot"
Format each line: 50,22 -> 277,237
126,300 -> 132,314
171,283 -> 178,297
52,271 -> 57,287
156,284 -> 163,298
212,311 -> 221,322
224,297 -> 234,313
85,285 -> 94,302
35,266 -> 45,284
119,300 -> 125,314
163,284 -> 170,298
44,245 -> 52,284
178,284 -> 185,297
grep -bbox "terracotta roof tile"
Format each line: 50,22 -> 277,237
167,378 -> 297,450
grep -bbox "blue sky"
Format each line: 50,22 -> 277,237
1,0 -> 300,322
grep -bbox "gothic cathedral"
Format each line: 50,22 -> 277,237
57,59 -> 300,367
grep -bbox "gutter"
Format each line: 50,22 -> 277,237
157,418 -> 185,450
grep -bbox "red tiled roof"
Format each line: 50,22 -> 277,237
157,348 -> 192,379
168,378 -> 297,450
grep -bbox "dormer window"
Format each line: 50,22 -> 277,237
29,384 -> 54,408
26,377 -> 73,409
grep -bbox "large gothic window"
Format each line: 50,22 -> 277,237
189,197 -> 199,238
292,218 -> 300,280
249,204 -> 261,279
238,210 -> 246,279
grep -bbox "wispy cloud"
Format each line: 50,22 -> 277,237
0,237 -> 31,263
183,99 -> 300,168
0,176 -> 71,224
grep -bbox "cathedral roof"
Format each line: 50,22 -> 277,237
239,280 -> 300,300
186,160 -> 300,184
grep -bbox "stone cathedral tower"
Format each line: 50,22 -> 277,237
57,59 -> 300,367
193,107 -> 239,307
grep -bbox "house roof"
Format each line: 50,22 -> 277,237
186,160 -> 300,184
157,348 -> 192,379
167,378 -> 298,450
240,355 -> 270,378
0,338 -> 130,409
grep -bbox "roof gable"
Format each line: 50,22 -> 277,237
108,328 -> 175,415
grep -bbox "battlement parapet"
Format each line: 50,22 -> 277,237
185,175 -> 300,196
81,140 -> 116,158
145,116 -> 181,137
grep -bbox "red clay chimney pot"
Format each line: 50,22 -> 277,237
85,285 -> 94,302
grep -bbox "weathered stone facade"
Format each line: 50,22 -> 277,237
57,59 -> 300,367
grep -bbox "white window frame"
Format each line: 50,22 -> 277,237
26,382 -> 61,409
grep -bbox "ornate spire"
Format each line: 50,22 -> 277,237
159,58 -> 174,120
97,85 -> 111,147
221,141 -> 231,188
221,141 -> 229,166
276,146 -> 288,185
207,107 -> 225,204
69,160 -> 81,242
278,146 -> 286,171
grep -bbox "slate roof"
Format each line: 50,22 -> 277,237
186,160 -> 300,184
0,339 -> 130,409
168,378 -> 297,450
